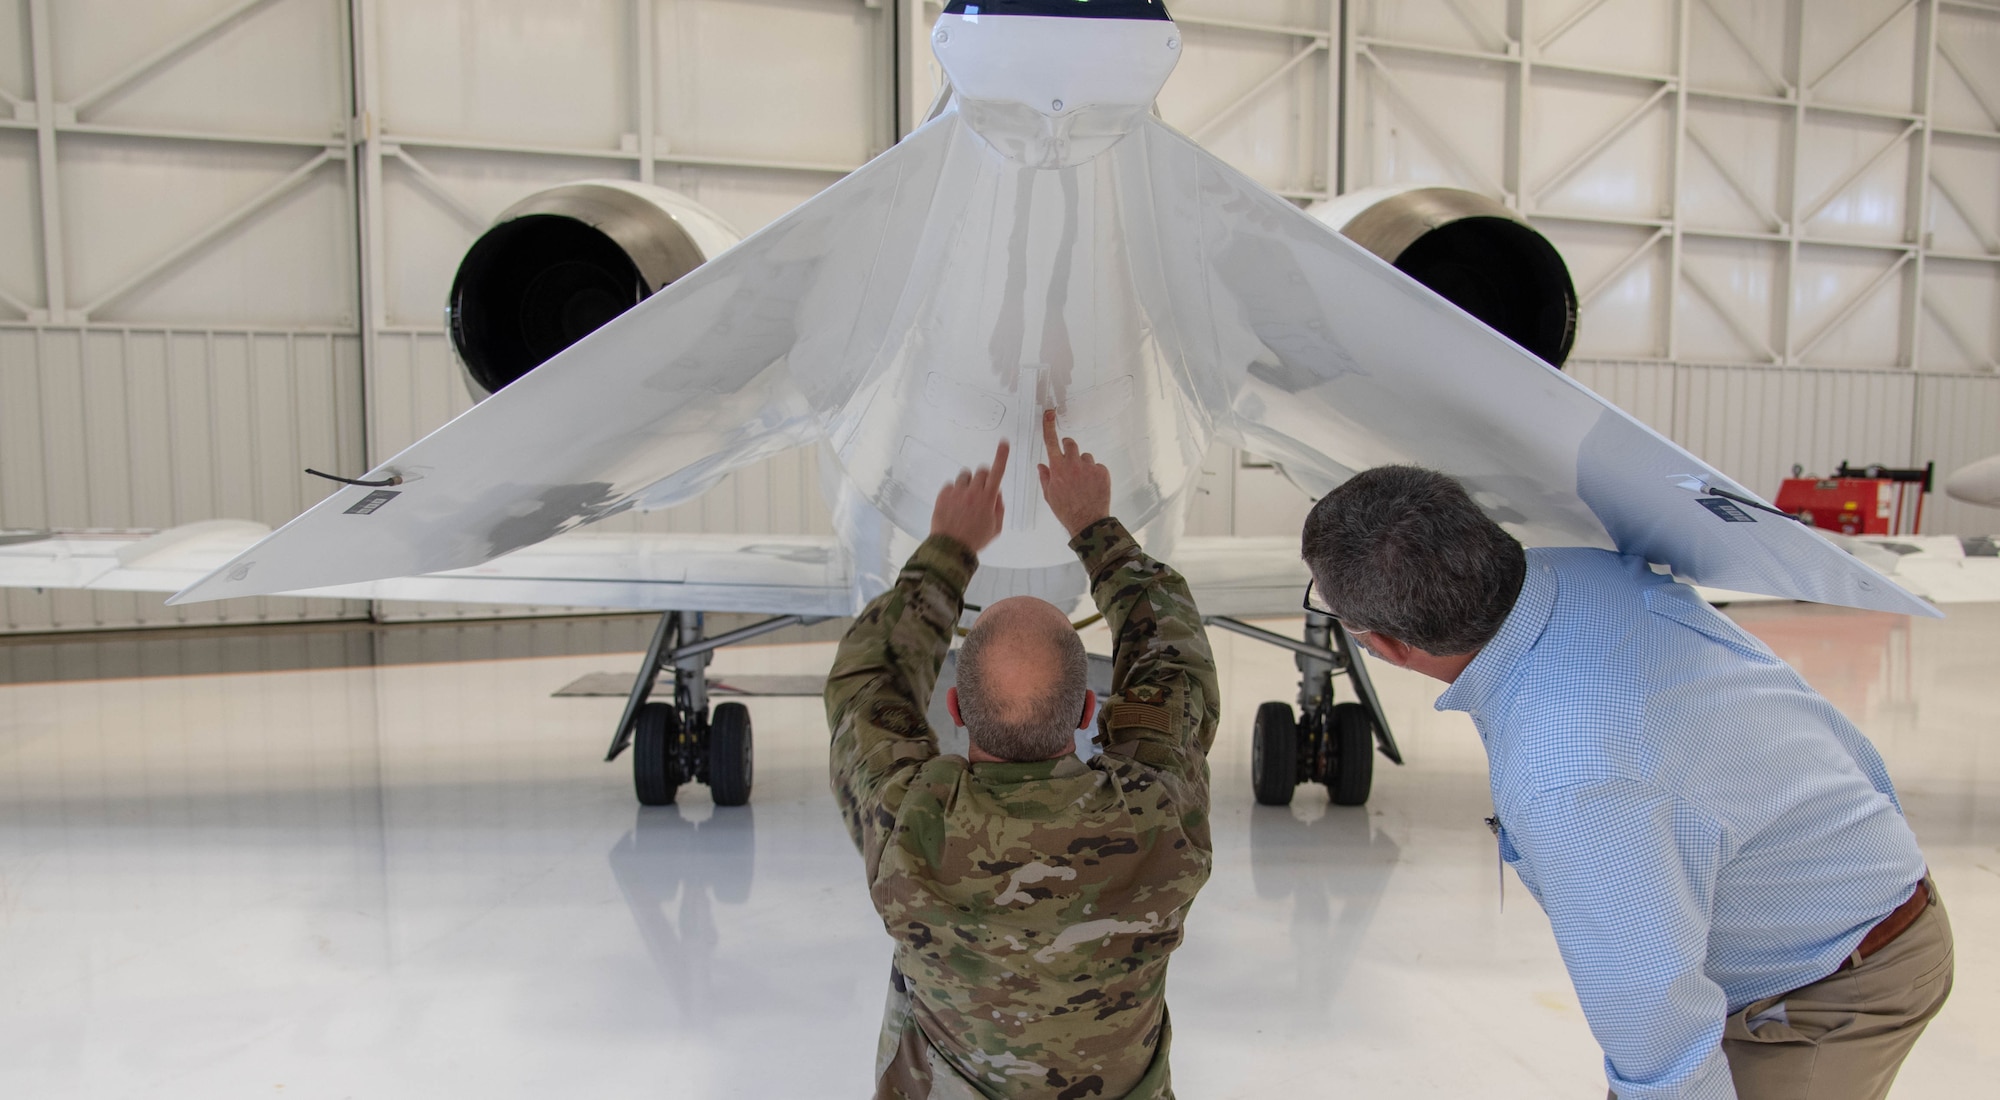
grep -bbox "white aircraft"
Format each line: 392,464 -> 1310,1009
1945,455 -> 2000,509
0,0 -> 1948,810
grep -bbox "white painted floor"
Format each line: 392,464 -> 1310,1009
0,603 -> 1993,1098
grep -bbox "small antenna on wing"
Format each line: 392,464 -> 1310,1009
305,468 -> 403,488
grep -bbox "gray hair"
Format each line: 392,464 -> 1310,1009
1301,465 -> 1525,656
956,602 -> 1087,761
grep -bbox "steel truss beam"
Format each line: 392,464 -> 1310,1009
1351,0 -> 1997,370
1694,0 -> 1792,96
1679,262 -> 1781,363
1923,297 -> 2000,372
1537,0 -> 1620,56
1933,35 -> 2000,130
67,0 -> 282,119
1684,125 -> 1786,232
384,146 -> 485,232
78,148 -> 342,320
1927,173 -> 2000,254
1356,44 -> 1510,200
1578,226 -> 1671,308
1797,121 -> 1923,227
27,0 -> 64,321
1191,39 -> 1328,143
1792,250 -> 1914,362
1806,0 -> 1923,97
1531,82 -> 1675,207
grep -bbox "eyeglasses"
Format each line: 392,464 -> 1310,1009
1302,577 -> 1334,616
1301,578 -> 1371,636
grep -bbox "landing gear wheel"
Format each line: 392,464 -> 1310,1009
1327,702 -> 1375,806
707,702 -> 754,807
1251,701 -> 1299,806
632,701 -> 682,806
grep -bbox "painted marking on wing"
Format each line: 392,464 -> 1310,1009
344,490 -> 401,516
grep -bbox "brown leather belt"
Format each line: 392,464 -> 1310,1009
1837,878 -> 1932,971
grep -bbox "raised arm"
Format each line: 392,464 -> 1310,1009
825,441 -> 1008,860
1037,412 -> 1219,773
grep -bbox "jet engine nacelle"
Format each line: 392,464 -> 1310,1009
1308,185 -> 1578,369
447,180 -> 742,400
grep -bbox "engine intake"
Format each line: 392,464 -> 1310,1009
1311,186 -> 1578,369
447,181 -> 741,399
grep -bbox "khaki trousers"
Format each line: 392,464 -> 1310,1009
1613,881 -> 1954,1100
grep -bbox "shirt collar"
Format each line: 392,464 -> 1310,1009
1434,555 -> 1558,717
969,754 -> 1086,784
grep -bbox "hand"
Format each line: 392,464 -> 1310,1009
930,439 -> 1011,553
1037,409 -> 1111,538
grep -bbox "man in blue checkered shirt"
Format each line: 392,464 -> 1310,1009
1301,466 -> 1953,1100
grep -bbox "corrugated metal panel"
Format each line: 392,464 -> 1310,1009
1565,359 -> 1680,437
1913,373 -> 2000,537
0,324 -> 369,633
1677,364 -> 1917,502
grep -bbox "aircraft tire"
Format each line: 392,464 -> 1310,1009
1328,702 -> 1375,807
633,702 -> 682,806
1252,701 -> 1299,806
708,702 -> 754,807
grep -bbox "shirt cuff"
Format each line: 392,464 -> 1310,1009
907,534 -> 978,597
1068,516 -> 1137,575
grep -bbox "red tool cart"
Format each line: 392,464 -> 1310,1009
1774,462 -> 1935,536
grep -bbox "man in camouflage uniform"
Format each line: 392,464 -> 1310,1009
826,411 -> 1220,1100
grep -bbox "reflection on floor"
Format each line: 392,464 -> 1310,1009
0,603 -> 1993,1097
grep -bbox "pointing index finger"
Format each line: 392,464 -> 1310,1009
989,439 -> 1010,484
1041,409 -> 1061,460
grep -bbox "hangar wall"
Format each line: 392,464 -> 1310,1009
0,0 -> 1996,633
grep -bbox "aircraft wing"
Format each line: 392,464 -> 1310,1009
1173,537 -> 1310,619
167,118 -> 966,607
0,525 -> 853,616
1135,120 -> 1941,619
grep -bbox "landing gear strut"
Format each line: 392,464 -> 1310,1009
604,610 -> 823,807
1208,611 -> 1403,807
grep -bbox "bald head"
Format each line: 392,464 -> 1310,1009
956,596 -> 1089,761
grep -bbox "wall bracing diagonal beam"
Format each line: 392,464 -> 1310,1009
1680,264 -> 1781,362
1929,304 -> 2000,370
1443,0 -> 1510,55
67,0 -> 281,117
1927,172 -> 2000,254
1934,36 -> 2000,129
1175,14 -> 1326,40
386,147 -> 486,232
1532,83 -> 1675,205
1191,39 -> 1327,142
1793,250 -> 1914,362
1806,0 -> 1921,95
1578,227 -> 1671,307
1357,46 -> 1510,200
1536,0 -> 1620,55
27,0 -> 64,319
1797,121 -> 1921,226
1684,126 -> 1785,231
80,149 -> 339,319
1695,0 -> 1792,96
1923,297 -> 2000,371
0,282 -> 35,317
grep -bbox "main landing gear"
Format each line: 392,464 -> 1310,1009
1205,610 -> 1403,807
603,610 -> 824,807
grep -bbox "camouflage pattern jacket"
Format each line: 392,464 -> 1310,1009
826,518 -> 1220,1100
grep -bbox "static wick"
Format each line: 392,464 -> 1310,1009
305,468 -> 403,488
